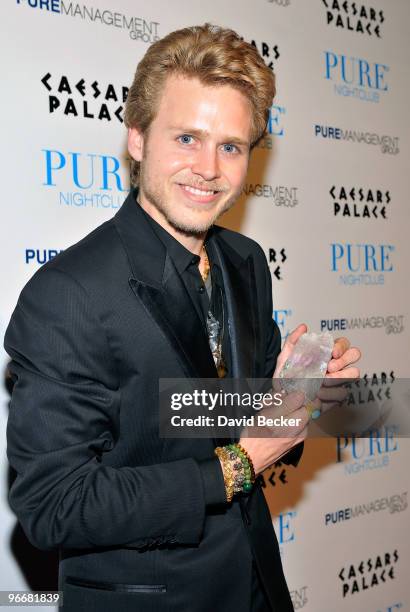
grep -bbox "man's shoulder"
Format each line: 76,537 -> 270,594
212,225 -> 267,263
21,216 -> 125,298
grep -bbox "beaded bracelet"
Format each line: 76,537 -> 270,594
233,443 -> 256,483
224,447 -> 247,495
215,443 -> 256,500
214,446 -> 235,502
226,443 -> 255,493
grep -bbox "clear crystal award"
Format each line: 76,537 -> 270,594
279,331 -> 334,407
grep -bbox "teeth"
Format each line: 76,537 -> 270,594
182,185 -> 215,196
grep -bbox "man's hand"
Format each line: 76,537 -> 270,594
238,325 -> 362,474
273,323 -> 361,379
239,390 -> 309,475
326,334 -> 361,379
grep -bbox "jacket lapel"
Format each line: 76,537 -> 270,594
211,231 -> 260,379
129,260 -> 218,379
114,191 -> 217,379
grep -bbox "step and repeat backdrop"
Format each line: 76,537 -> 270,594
1,1 -> 409,610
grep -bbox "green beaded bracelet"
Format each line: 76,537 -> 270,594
226,444 -> 253,494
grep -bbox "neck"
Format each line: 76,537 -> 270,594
138,194 -> 206,255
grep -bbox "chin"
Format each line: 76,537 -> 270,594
169,216 -> 213,236
165,202 -> 217,231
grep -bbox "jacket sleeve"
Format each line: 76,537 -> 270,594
261,253 -> 304,468
5,265 -> 220,552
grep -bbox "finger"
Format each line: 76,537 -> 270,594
327,347 -> 361,373
322,376 -> 351,387
316,385 -> 349,402
284,323 -> 308,349
326,366 -> 360,379
332,336 -> 350,359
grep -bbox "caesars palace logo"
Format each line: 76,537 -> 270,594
41,73 -> 128,122
339,550 -> 399,598
322,0 -> 385,37
329,185 -> 391,220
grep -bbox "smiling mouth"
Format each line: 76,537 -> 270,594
177,183 -> 222,205
180,184 -> 218,196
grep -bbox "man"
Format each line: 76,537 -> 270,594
5,24 -> 360,611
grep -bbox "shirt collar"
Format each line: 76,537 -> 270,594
136,199 -> 220,275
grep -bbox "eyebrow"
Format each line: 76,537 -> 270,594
169,126 -> 250,147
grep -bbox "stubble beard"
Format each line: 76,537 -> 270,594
139,167 -> 242,236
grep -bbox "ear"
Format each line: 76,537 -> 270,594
128,126 -> 144,162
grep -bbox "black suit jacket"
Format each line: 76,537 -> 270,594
5,190 -> 302,612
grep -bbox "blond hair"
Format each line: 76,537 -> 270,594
124,23 -> 276,186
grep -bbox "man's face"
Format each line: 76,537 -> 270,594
128,74 -> 253,235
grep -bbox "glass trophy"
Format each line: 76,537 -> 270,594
279,331 -> 334,407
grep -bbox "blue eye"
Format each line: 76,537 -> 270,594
222,143 -> 239,154
178,134 -> 194,145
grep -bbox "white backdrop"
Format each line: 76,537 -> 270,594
1,1 -> 409,610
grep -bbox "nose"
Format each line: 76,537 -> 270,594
191,145 -> 221,182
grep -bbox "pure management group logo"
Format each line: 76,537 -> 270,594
320,314 -> 404,335
325,491 -> 407,526
16,0 -> 160,43
314,124 -> 399,155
